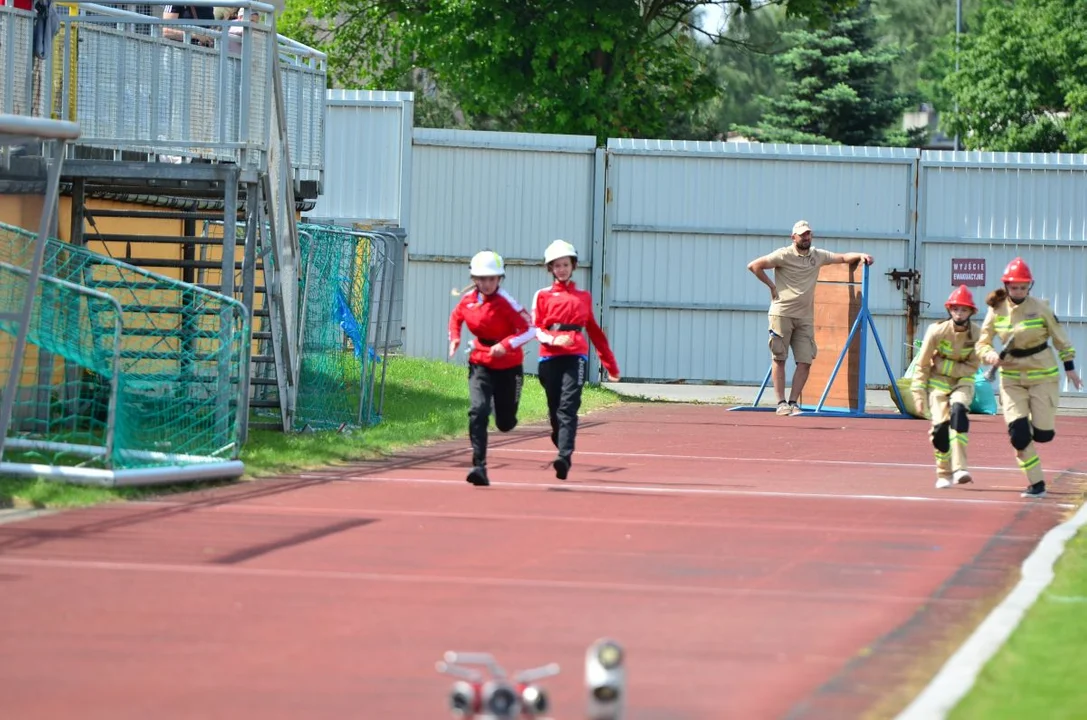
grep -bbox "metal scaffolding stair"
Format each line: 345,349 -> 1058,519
61,65 -> 306,438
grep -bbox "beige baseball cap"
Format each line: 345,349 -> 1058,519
792,220 -> 812,236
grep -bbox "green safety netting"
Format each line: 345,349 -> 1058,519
0,221 -> 248,470
290,223 -> 389,431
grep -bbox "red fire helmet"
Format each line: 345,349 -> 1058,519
945,284 -> 977,312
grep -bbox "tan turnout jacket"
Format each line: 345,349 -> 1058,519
977,295 -> 1076,386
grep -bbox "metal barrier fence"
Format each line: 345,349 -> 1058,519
0,1 -> 33,118
0,0 -> 326,187
277,32 -> 325,187
290,224 -> 401,430
0,220 -> 249,483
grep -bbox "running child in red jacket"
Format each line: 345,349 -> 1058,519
448,251 -> 536,487
532,240 -> 620,480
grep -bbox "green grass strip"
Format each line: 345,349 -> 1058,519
1,356 -> 622,508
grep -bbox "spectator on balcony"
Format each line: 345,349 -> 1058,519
27,0 -> 60,117
163,4 -> 215,47
224,5 -> 262,55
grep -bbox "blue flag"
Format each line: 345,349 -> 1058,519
332,288 -> 379,362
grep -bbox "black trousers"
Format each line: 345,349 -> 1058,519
537,355 -> 586,463
468,363 -> 524,467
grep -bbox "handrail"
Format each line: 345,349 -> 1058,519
72,1 -> 327,63
0,116 -> 81,142
79,1 -> 278,16
2,0 -> 325,185
276,34 -> 327,62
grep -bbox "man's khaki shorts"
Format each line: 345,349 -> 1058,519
768,315 -> 817,364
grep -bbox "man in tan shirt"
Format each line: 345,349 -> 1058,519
747,220 -> 874,415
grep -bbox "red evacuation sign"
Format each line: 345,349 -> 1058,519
951,258 -> 985,287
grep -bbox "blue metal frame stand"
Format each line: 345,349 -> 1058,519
730,264 -> 911,419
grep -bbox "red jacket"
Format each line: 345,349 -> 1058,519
448,289 -> 534,370
532,280 -> 620,377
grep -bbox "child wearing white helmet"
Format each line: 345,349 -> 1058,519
911,285 -> 981,490
448,250 -> 536,487
531,239 -> 620,480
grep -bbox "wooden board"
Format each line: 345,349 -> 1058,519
805,263 -> 863,411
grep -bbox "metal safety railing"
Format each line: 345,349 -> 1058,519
0,1 -> 34,119
0,0 -> 325,186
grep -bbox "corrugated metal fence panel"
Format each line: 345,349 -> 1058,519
403,263 -> 591,376
367,230 -> 407,353
404,129 -> 598,368
409,128 -> 597,263
918,151 -> 1087,395
604,141 -> 918,384
920,152 -> 1087,243
309,90 -> 413,223
417,128 -> 598,153
302,103 -> 1087,394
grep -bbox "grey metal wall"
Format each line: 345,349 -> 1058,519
603,140 -> 918,386
309,90 -> 414,225
404,129 -> 600,375
305,107 -> 1087,396
305,90 -> 414,353
918,151 -> 1087,395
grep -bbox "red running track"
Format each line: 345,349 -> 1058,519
1,404 -> 1085,719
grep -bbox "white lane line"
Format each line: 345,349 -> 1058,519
0,555 -> 979,606
491,448 -> 1087,477
0,509 -> 56,526
895,500 -> 1087,719
327,475 -> 1077,508
124,501 -> 1042,540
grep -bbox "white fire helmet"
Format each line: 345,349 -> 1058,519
469,250 -> 505,277
544,239 -> 578,266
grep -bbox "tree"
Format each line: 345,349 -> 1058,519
872,0 -> 981,102
703,4 -> 796,136
281,0 -> 858,142
938,0 -> 1087,152
732,0 -> 917,146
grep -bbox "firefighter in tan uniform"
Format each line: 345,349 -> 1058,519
747,220 -> 874,415
977,257 -> 1083,498
911,285 -> 981,489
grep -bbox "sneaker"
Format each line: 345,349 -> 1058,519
935,478 -> 952,489
553,457 -> 570,480
1021,481 -> 1046,498
775,401 -> 791,416
466,466 -> 490,487
952,470 -> 973,485
789,402 -> 803,416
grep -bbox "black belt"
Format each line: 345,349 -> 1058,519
1007,342 -> 1049,358
475,338 -> 500,347
549,324 -> 583,332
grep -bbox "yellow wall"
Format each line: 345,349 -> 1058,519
1,195 -> 47,388
57,197 -> 186,279
3,196 -> 195,389
1,193 -> 279,390
2,195 -> 186,269
0,194 -> 45,232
